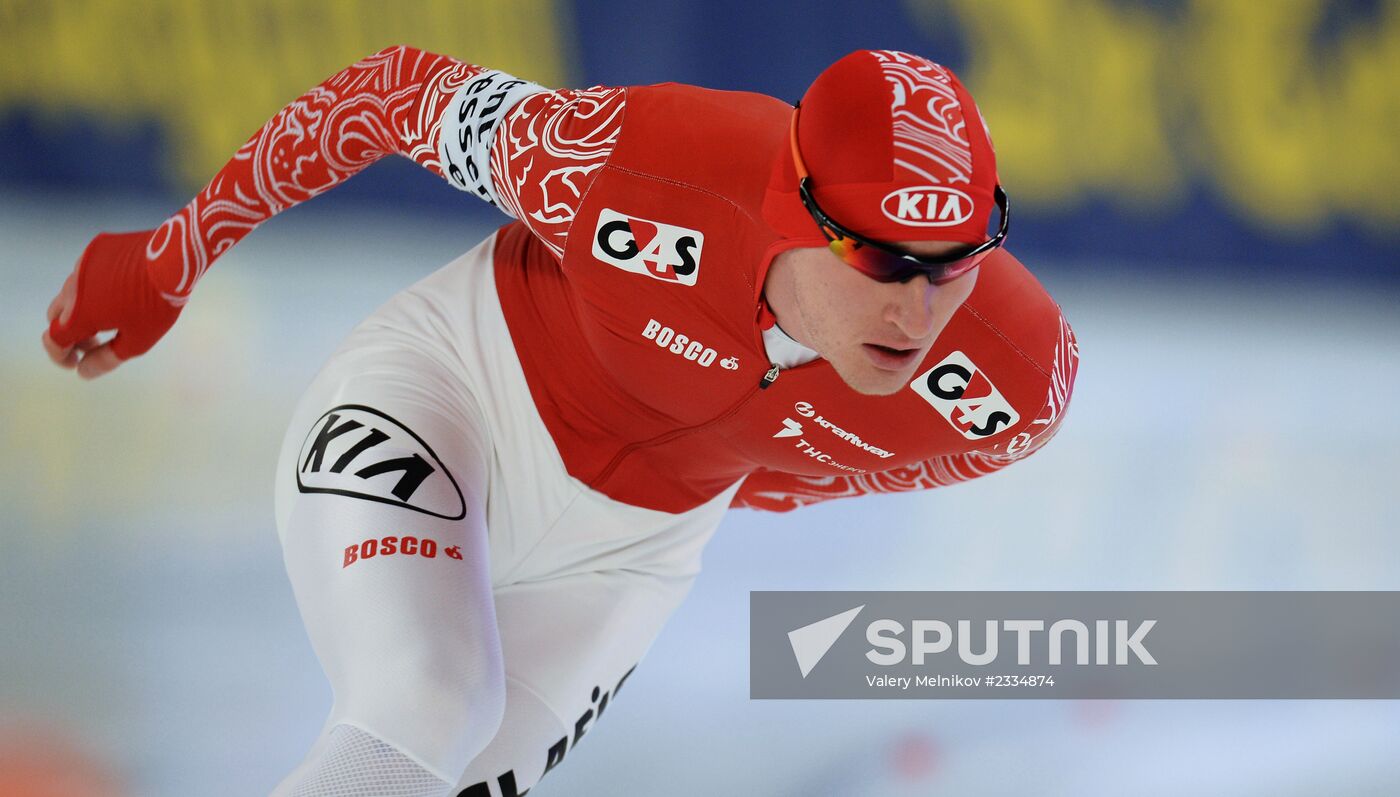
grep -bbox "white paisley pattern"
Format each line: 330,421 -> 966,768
489,87 -> 626,259
146,46 -> 483,303
143,43 -> 624,297
871,49 -> 973,187
999,315 -> 1078,461
733,316 -> 1079,513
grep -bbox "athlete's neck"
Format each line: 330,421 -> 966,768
760,247 -> 816,348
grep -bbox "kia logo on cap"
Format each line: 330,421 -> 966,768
881,186 -> 974,227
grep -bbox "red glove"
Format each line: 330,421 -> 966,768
45,230 -> 182,370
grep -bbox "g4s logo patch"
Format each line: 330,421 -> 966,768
592,208 -> 703,285
911,352 -> 1019,439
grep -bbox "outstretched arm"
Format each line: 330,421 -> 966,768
41,45 -> 545,378
733,446 -> 1046,512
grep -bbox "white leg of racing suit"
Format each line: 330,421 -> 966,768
270,340 -> 504,796
269,232 -> 737,796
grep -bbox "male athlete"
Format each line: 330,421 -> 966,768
42,47 -> 1077,796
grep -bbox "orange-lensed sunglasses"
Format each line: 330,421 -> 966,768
789,104 -> 1010,284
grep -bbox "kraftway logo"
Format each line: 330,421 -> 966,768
911,352 -> 1020,440
297,405 -> 467,520
773,418 -> 803,439
770,419 -> 865,474
787,606 -> 1157,679
881,185 -> 975,228
592,208 -> 703,285
792,401 -> 895,458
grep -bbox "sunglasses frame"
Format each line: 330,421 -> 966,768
789,105 -> 1010,284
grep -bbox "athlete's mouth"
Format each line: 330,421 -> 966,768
862,343 -> 921,371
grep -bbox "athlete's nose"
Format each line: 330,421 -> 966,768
885,277 -> 937,341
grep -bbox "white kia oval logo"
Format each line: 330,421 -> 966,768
880,186 -> 975,227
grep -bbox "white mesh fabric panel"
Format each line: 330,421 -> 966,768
284,724 -> 454,797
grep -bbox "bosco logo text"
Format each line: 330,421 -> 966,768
881,186 -> 974,227
641,319 -> 722,368
911,352 -> 1020,439
592,208 -> 703,285
343,535 -> 464,569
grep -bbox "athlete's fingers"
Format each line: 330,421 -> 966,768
46,271 -> 90,349
43,271 -> 82,367
42,328 -> 78,368
47,271 -> 78,326
75,343 -> 123,380
52,334 -> 103,371
46,291 -> 62,323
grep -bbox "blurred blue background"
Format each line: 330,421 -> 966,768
2,1 -> 1397,795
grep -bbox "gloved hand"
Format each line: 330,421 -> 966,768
42,230 -> 183,379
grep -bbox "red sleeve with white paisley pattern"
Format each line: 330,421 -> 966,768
731,317 -> 1079,512
47,46 -> 558,361
144,45 -> 494,303
485,87 -> 626,259
142,42 -> 622,301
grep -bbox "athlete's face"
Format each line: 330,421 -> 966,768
764,241 -> 978,396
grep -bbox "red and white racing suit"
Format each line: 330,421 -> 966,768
83,47 -> 1078,796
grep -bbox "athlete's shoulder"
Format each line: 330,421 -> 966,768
926,249 -> 1078,459
608,83 -> 792,201
958,248 -> 1070,377
621,82 -> 792,130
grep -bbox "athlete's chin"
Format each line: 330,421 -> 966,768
832,360 -> 914,396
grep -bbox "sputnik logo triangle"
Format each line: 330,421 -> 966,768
788,605 -> 864,678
